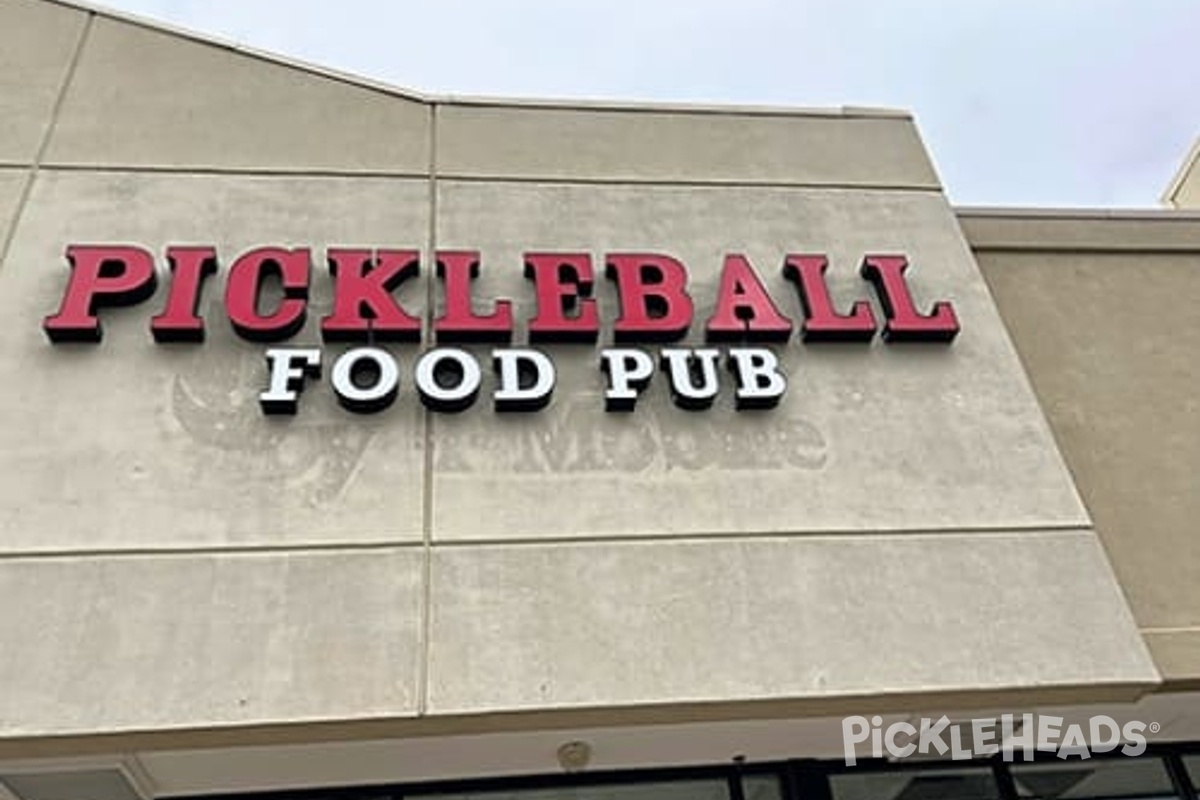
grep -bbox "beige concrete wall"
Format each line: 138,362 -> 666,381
43,17 -> 431,174
1163,139 -> 1200,209
2,171 -> 430,550
0,171 -> 27,248
1172,177 -> 1200,209
963,209 -> 1200,686
0,0 -> 1158,751
430,182 -> 1086,542
435,103 -> 937,187
0,0 -> 86,167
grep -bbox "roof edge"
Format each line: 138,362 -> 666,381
957,205 -> 1200,222
958,205 -> 1200,253
436,95 -> 912,119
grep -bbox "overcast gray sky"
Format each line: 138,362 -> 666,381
95,0 -> 1198,208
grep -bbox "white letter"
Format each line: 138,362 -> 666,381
1090,715 -> 1121,754
260,348 -> 321,415
660,348 -> 721,410
727,348 -> 787,409
330,347 -> 399,414
601,348 -> 655,411
415,348 -> 482,412
919,716 -> 950,756
949,725 -> 972,760
842,716 -> 870,766
1002,713 -> 1036,763
1121,721 -> 1147,757
972,719 -> 998,757
493,348 -> 556,412
1057,723 -> 1090,760
1037,715 -> 1063,753
886,721 -> 917,760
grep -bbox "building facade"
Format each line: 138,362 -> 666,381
1,1 -> 1198,799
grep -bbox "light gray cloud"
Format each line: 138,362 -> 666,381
94,0 -> 1200,206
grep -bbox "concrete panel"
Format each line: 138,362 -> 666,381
0,170 -> 429,551
0,169 -> 28,246
436,105 -> 939,188
1144,631 -> 1200,686
977,250 -> 1200,633
1163,139 -> 1200,209
0,549 -> 421,737
0,0 -> 86,165
430,181 -> 1087,542
45,17 -> 430,174
426,532 -> 1157,714
1174,177 -> 1200,210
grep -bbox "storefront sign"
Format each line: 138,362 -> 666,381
42,246 -> 959,415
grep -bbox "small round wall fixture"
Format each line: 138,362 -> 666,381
556,740 -> 592,773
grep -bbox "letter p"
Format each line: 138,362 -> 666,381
44,245 -> 158,343
842,716 -> 870,766
601,348 -> 655,412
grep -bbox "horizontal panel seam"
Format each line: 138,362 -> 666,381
968,244 -> 1200,254
24,163 -> 943,192
435,174 -> 942,191
423,524 -> 1095,548
33,162 -> 432,179
0,525 -> 1098,559
0,541 -> 424,561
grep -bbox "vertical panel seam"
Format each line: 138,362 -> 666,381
416,101 -> 439,717
0,10 -> 93,270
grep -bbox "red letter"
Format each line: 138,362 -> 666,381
321,248 -> 422,342
705,254 -> 793,342
225,246 -> 310,342
44,244 -> 158,343
860,255 -> 959,343
783,254 -> 877,342
150,246 -> 217,343
524,252 -> 600,343
434,251 -> 513,343
606,253 -> 693,342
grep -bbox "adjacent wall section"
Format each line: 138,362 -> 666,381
964,209 -> 1200,687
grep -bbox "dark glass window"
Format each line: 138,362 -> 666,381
1009,758 -> 1178,800
743,774 -> 786,800
828,766 -> 1000,800
410,778 -> 732,800
1183,755 -> 1200,793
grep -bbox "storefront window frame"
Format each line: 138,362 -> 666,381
170,743 -> 1200,800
